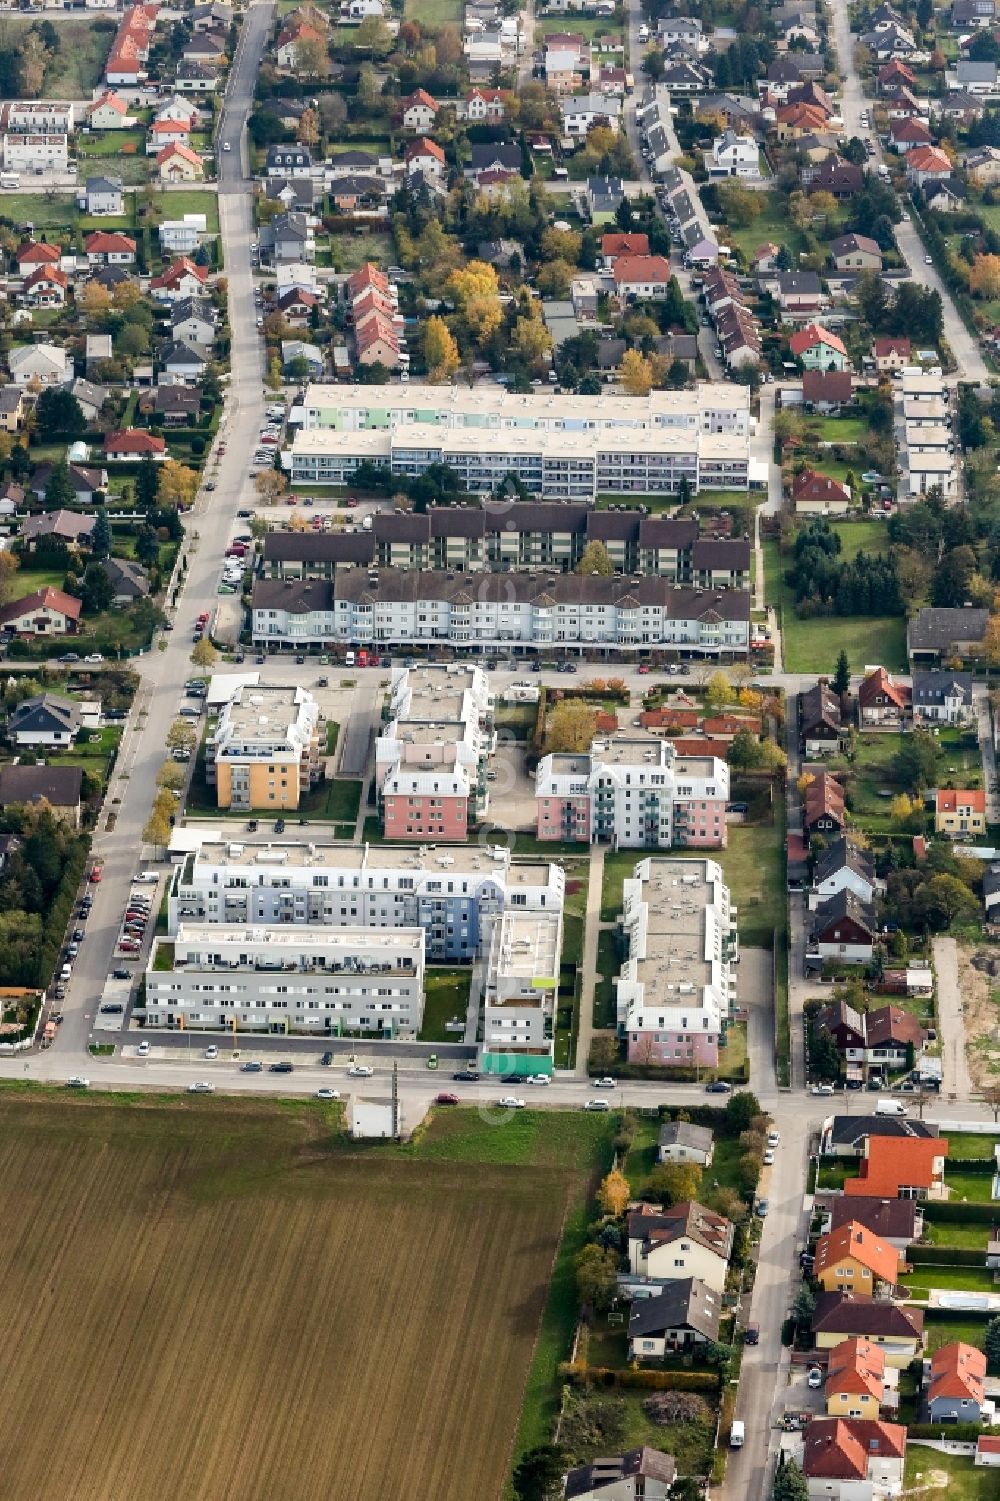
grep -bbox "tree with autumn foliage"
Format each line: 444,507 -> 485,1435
597,1169 -> 631,1218
422,315 -> 460,383
970,253 -> 1000,299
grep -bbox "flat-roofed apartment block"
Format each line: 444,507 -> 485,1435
168,837 -> 564,963
251,573 -> 752,657
375,664 -> 495,840
481,907 -> 563,1076
145,923 -> 426,1036
301,381 -> 750,435
207,682 -> 320,810
615,857 -> 738,1068
536,736 -> 729,848
289,426 -> 750,499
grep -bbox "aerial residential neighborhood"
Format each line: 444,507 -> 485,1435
1,0 -> 1000,1499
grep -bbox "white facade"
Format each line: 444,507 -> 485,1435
481,908 -> 563,1064
3,134 -> 70,171
168,837 -> 565,965
589,737 -> 729,847
706,130 -> 761,179
145,923 -> 427,1035
615,856 -> 739,1056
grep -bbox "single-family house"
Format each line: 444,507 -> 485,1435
906,145 -> 954,187
814,1220 -> 902,1294
926,1342 -> 986,1424
858,666 -> 909,725
156,143 -> 205,182
100,556 -> 150,605
934,787 -> 986,836
612,255 -> 672,298
889,117 -> 933,153
562,1450 -> 677,1500
802,370 -> 854,413
281,339 -> 324,376
150,257 -> 210,303
947,59 -> 998,94
826,1338 -> 898,1421
829,234 -> 882,271
827,1196 -> 919,1254
812,1292 -> 925,1367
20,510 -> 97,549
706,129 -> 760,179
810,891 -> 879,965
800,681 -> 846,757
404,136 -> 446,179
21,266 -> 69,307
68,379 -> 108,424
793,468 -> 852,515
0,586 -> 82,636
974,1435 -> 1000,1466
0,386 -> 25,433
397,89 -> 439,132
964,144 -> 1000,185
801,1417 -> 907,1497
657,1121 -> 715,1167
872,337 -> 911,373
845,1134 -> 950,1201
908,605 -> 989,663
104,429 -> 166,461
171,296 -> 216,346
78,174 -> 124,216
911,669 -> 973,724
6,692 -> 80,749
628,1277 -> 721,1358
0,764 -> 82,826
812,839 -> 879,908
803,770 -> 846,835
266,144 -> 312,178
15,242 -> 62,282
790,323 -> 849,371
8,343 -> 72,388
627,1202 -> 733,1291
84,230 -> 136,267
159,340 -> 207,380
85,93 -> 133,131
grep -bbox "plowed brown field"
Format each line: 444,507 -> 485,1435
0,1092 -> 577,1501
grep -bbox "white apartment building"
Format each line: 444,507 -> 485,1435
288,425 -> 750,499
481,908 -> 563,1071
535,736 -> 730,848
0,101 -> 76,133
251,574 -> 752,657
3,134 -> 70,172
300,381 -> 751,435
616,857 -> 739,1068
168,837 -> 565,965
895,370 -> 956,502
145,923 -> 426,1036
207,682 -> 321,810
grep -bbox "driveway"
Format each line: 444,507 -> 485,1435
934,935 -> 974,1104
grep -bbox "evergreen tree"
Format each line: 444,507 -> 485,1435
91,510 -> 110,560
833,649 -> 850,695
773,1458 -> 809,1501
136,455 -> 159,511
43,458 -> 73,511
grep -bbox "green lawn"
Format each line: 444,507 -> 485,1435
539,15 -> 624,39
832,520 -> 889,561
419,968 -> 472,1042
594,928 -> 619,1029
923,1316 -> 992,1354
0,192 -> 75,229
720,191 -> 808,264
904,1443 -> 997,1501
599,821 -> 785,947
763,539 -> 907,673
937,1132 -> 1000,1161
921,1220 -> 994,1250
299,777 -> 362,823
13,568 -> 71,595
900,1265 -> 998,1296
403,0 -> 463,20
811,416 -> 870,445
145,189 -> 220,234
944,1170 -> 1000,1204
330,229 -> 393,274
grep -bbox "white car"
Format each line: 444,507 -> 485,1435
925,255 -> 933,265
66,1076 -> 90,1088
188,1081 -> 215,1093
593,1076 -> 616,1089
584,1099 -> 610,1111
204,1045 -> 218,1059
316,1087 -> 340,1100
811,1083 -> 835,1096
763,1149 -> 775,1166
83,653 -> 104,664
767,1129 -> 780,1146
222,141 -> 232,152
807,1368 -> 823,1389
526,1074 -> 551,1086
347,1064 -> 374,1078
498,1096 -> 526,1109
137,1040 -> 150,1056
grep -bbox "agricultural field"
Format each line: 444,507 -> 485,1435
0,1090 -> 586,1501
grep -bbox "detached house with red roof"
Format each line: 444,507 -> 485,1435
17,240 -> 61,277
873,336 -> 911,373
275,20 -> 326,71
825,1338 -> 899,1421
156,143 -> 205,182
814,1220 -> 903,1295
397,89 -> 439,131
21,265 -> 69,307
935,787 -> 987,837
803,770 -> 846,835
601,231 -> 650,266
793,468 -> 852,515
0,586 -> 81,636
906,145 -> 953,187
889,117 -> 933,152
84,231 -> 136,267
404,136 -> 445,180
790,322 -> 849,371
104,429 -> 166,461
146,114 -> 193,153
844,1134 -> 949,1201
150,257 -> 209,302
858,666 -> 910,726
801,1417 -> 907,1499
927,1342 -> 987,1424
612,254 -> 672,297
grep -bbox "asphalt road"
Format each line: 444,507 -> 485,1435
829,0 -> 988,383
49,2 -> 275,1063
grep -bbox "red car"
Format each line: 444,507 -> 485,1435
637,665 -> 651,674
89,861 -> 104,883
435,1093 -> 460,1106
346,496 -> 359,508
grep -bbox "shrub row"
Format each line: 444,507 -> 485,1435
37,835 -> 89,991
923,1201 -> 1000,1226
923,1303 -> 995,1322
906,1422 -> 988,1441
559,1362 -> 720,1393
908,1246 -> 987,1267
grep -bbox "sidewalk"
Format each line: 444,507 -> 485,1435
575,846 -> 605,1078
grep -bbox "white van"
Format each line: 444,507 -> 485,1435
137,871 -> 159,884
875,1097 -> 907,1117
59,963 -> 72,983
730,1420 -> 744,1449
345,651 -> 355,667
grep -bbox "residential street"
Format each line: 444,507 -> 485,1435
828,0 -> 988,382
48,1 -> 274,1065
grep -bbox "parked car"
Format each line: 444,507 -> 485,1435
435,1092 -> 460,1105
66,1076 -> 90,1088
347,1064 -> 374,1078
316,1088 -> 340,1100
137,1040 -> 150,1056
706,1080 -> 732,1093
268,1061 -> 293,1073
498,1096 -> 526,1109
188,1081 -> 215,1093
240,1061 -> 263,1073
584,1099 -> 610,1111
593,1076 -> 616,1089
453,1069 -> 479,1081
810,1083 -> 835,1096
